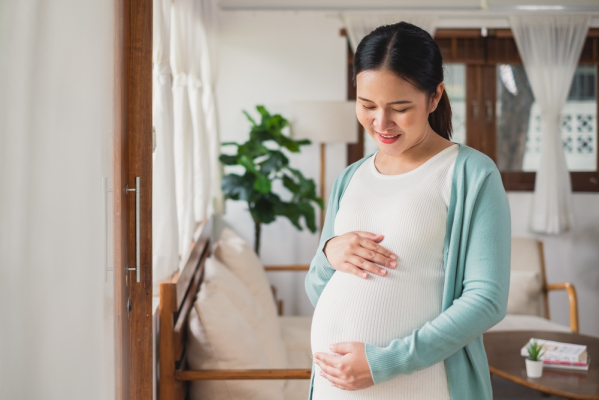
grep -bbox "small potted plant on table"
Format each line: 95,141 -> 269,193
525,340 -> 545,378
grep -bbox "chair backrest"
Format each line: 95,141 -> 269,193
508,237 -> 549,318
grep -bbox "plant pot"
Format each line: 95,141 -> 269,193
525,358 -> 544,378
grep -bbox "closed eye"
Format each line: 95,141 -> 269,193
393,108 -> 409,113
362,105 -> 376,110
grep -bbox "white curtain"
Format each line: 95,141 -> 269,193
153,0 -> 180,283
171,0 -> 197,259
0,0 -> 113,398
510,15 -> 590,234
171,0 -> 223,260
342,13 -> 437,53
197,0 -> 226,216
189,0 -> 212,224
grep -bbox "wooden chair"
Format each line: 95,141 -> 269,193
488,237 -> 579,333
157,217 -> 311,400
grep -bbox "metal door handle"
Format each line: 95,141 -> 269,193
472,100 -> 479,121
125,177 -> 141,282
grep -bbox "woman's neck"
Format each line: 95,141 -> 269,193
375,126 -> 453,175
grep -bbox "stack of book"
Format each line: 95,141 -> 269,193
520,338 -> 590,371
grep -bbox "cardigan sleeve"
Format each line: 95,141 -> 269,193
364,168 -> 511,384
304,175 -> 342,307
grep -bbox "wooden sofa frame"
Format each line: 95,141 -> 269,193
157,217 -> 311,400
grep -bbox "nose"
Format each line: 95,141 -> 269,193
373,109 -> 396,132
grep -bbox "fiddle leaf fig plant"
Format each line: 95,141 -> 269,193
219,105 -> 324,256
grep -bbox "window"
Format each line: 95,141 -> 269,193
346,29 -> 599,192
496,64 -> 597,172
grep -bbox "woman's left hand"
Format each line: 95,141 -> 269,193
313,342 -> 375,391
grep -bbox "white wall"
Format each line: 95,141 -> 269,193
0,1 -> 115,398
216,11 -> 347,316
216,10 -> 599,337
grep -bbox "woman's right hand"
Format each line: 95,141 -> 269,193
323,231 -> 397,279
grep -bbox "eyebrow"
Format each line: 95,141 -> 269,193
358,96 -> 412,105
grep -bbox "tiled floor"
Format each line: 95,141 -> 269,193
492,375 -> 568,399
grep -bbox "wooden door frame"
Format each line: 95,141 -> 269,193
114,0 -> 153,399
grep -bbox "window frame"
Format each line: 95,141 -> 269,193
345,28 -> 599,192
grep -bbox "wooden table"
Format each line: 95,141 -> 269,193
484,331 -> 599,400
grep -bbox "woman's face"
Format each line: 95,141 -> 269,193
355,68 -> 440,157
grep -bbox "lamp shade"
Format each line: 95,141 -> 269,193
288,101 -> 358,144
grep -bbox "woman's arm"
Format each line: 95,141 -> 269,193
304,177 -> 339,307
364,168 -> 511,384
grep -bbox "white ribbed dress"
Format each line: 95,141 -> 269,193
311,144 -> 459,400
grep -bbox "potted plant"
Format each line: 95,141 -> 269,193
525,340 -> 545,378
219,105 -> 324,256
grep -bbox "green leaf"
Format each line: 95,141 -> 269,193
256,105 -> 270,119
238,140 -> 269,158
297,201 -> 317,232
238,154 -> 258,174
219,154 -> 238,165
243,110 -> 257,126
295,138 -> 311,146
252,196 -> 277,224
253,174 -> 272,193
221,141 -> 240,146
259,150 -> 289,175
221,173 -> 255,202
314,198 -> 325,209
282,174 -> 299,194
275,201 -> 302,230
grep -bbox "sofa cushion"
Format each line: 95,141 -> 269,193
186,257 -> 286,400
487,314 -> 571,333
203,257 -> 286,368
213,227 -> 281,336
506,270 -> 543,316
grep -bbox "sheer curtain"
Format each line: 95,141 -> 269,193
510,15 -> 591,234
171,0 -> 197,259
153,0 -> 179,283
197,0 -> 225,216
171,0 -> 223,260
342,13 -> 437,53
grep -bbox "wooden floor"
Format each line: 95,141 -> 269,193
492,375 -> 568,399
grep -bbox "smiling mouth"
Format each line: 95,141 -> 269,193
377,132 -> 400,139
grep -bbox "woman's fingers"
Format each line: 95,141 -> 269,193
321,371 -> 352,390
353,231 -> 384,241
358,236 -> 397,261
354,246 -> 396,270
341,262 -> 369,279
347,256 -> 383,277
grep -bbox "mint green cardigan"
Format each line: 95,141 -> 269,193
305,144 -> 511,400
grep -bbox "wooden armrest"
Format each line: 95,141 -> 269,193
546,282 -> 579,333
176,368 -> 312,380
264,264 -> 310,271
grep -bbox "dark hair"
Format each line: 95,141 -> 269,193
353,22 -> 452,140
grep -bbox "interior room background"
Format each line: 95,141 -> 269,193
215,7 -> 599,337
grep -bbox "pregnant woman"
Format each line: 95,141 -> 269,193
306,22 -> 511,400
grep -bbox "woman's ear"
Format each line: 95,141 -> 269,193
430,82 -> 445,112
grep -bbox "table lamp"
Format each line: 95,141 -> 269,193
288,101 -> 358,229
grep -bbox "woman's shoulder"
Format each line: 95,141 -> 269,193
455,143 -> 499,178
